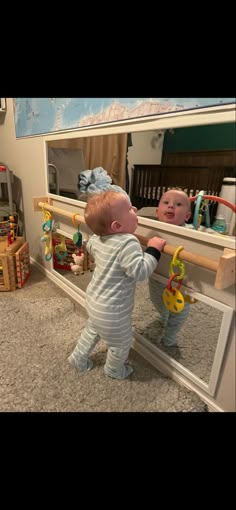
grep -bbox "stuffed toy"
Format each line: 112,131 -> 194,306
70,253 -> 84,275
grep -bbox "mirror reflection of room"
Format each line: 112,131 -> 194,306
47,122 -> 236,235
52,232 -> 225,387
52,232 -> 94,294
132,279 -> 222,384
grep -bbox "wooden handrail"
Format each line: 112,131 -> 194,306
137,234 -> 218,272
37,201 -> 218,273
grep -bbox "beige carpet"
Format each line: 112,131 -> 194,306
0,266 -> 207,412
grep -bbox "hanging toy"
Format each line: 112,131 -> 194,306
42,209 -> 53,233
72,213 -> 83,248
41,207 -> 53,261
192,190 -> 211,230
54,235 -> 67,261
163,246 -> 198,309
190,192 -> 236,230
162,274 -> 185,313
162,246 -> 185,313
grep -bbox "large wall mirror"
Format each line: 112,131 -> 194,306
50,232 -> 233,396
46,122 -> 236,234
46,120 -> 235,398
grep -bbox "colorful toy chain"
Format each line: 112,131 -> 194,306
72,213 -> 83,248
162,246 -> 185,314
41,206 -> 53,261
163,246 -> 197,311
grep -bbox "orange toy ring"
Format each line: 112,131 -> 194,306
72,213 -> 81,226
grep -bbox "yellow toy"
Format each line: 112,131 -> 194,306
163,246 -> 198,311
162,246 -> 185,314
162,274 -> 185,313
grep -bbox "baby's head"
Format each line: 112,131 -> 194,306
156,189 -> 191,226
85,190 -> 138,235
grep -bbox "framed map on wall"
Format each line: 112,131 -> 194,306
13,98 -> 235,138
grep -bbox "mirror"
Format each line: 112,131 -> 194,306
133,279 -> 220,385
46,124 -> 236,234
51,232 -> 94,296
51,233 -> 233,396
132,276 -> 233,396
46,120 -> 235,398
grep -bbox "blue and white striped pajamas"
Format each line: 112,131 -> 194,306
148,278 -> 190,346
69,233 -> 160,379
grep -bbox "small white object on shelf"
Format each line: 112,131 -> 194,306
0,98 -> 6,111
0,164 -> 14,215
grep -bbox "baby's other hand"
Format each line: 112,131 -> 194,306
147,237 -> 166,252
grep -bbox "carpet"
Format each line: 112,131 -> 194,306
0,267 -> 207,412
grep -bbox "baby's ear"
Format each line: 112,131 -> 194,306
110,220 -> 122,233
186,211 -> 192,221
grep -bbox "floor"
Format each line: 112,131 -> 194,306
0,265 -> 207,412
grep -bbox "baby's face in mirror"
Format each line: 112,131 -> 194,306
156,190 -> 191,226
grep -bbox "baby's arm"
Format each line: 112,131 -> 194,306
119,236 -> 166,281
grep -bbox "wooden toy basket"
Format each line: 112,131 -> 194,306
0,236 -> 30,291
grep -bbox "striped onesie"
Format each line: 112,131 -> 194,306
69,233 -> 161,379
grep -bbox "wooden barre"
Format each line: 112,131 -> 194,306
37,201 -> 218,273
38,201 -> 85,224
137,235 -> 218,272
35,200 -> 236,289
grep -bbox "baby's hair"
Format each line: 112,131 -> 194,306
85,190 -> 124,235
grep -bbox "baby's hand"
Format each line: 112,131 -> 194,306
147,237 -> 166,252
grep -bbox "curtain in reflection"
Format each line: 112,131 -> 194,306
83,134 -> 127,190
51,134 -> 128,189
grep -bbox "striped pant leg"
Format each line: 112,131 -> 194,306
161,302 -> 190,346
68,318 -> 101,371
104,319 -> 133,380
149,278 -> 169,326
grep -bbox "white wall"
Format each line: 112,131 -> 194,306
127,130 -> 165,186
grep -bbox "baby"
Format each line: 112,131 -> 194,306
69,190 -> 166,379
149,189 -> 192,347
